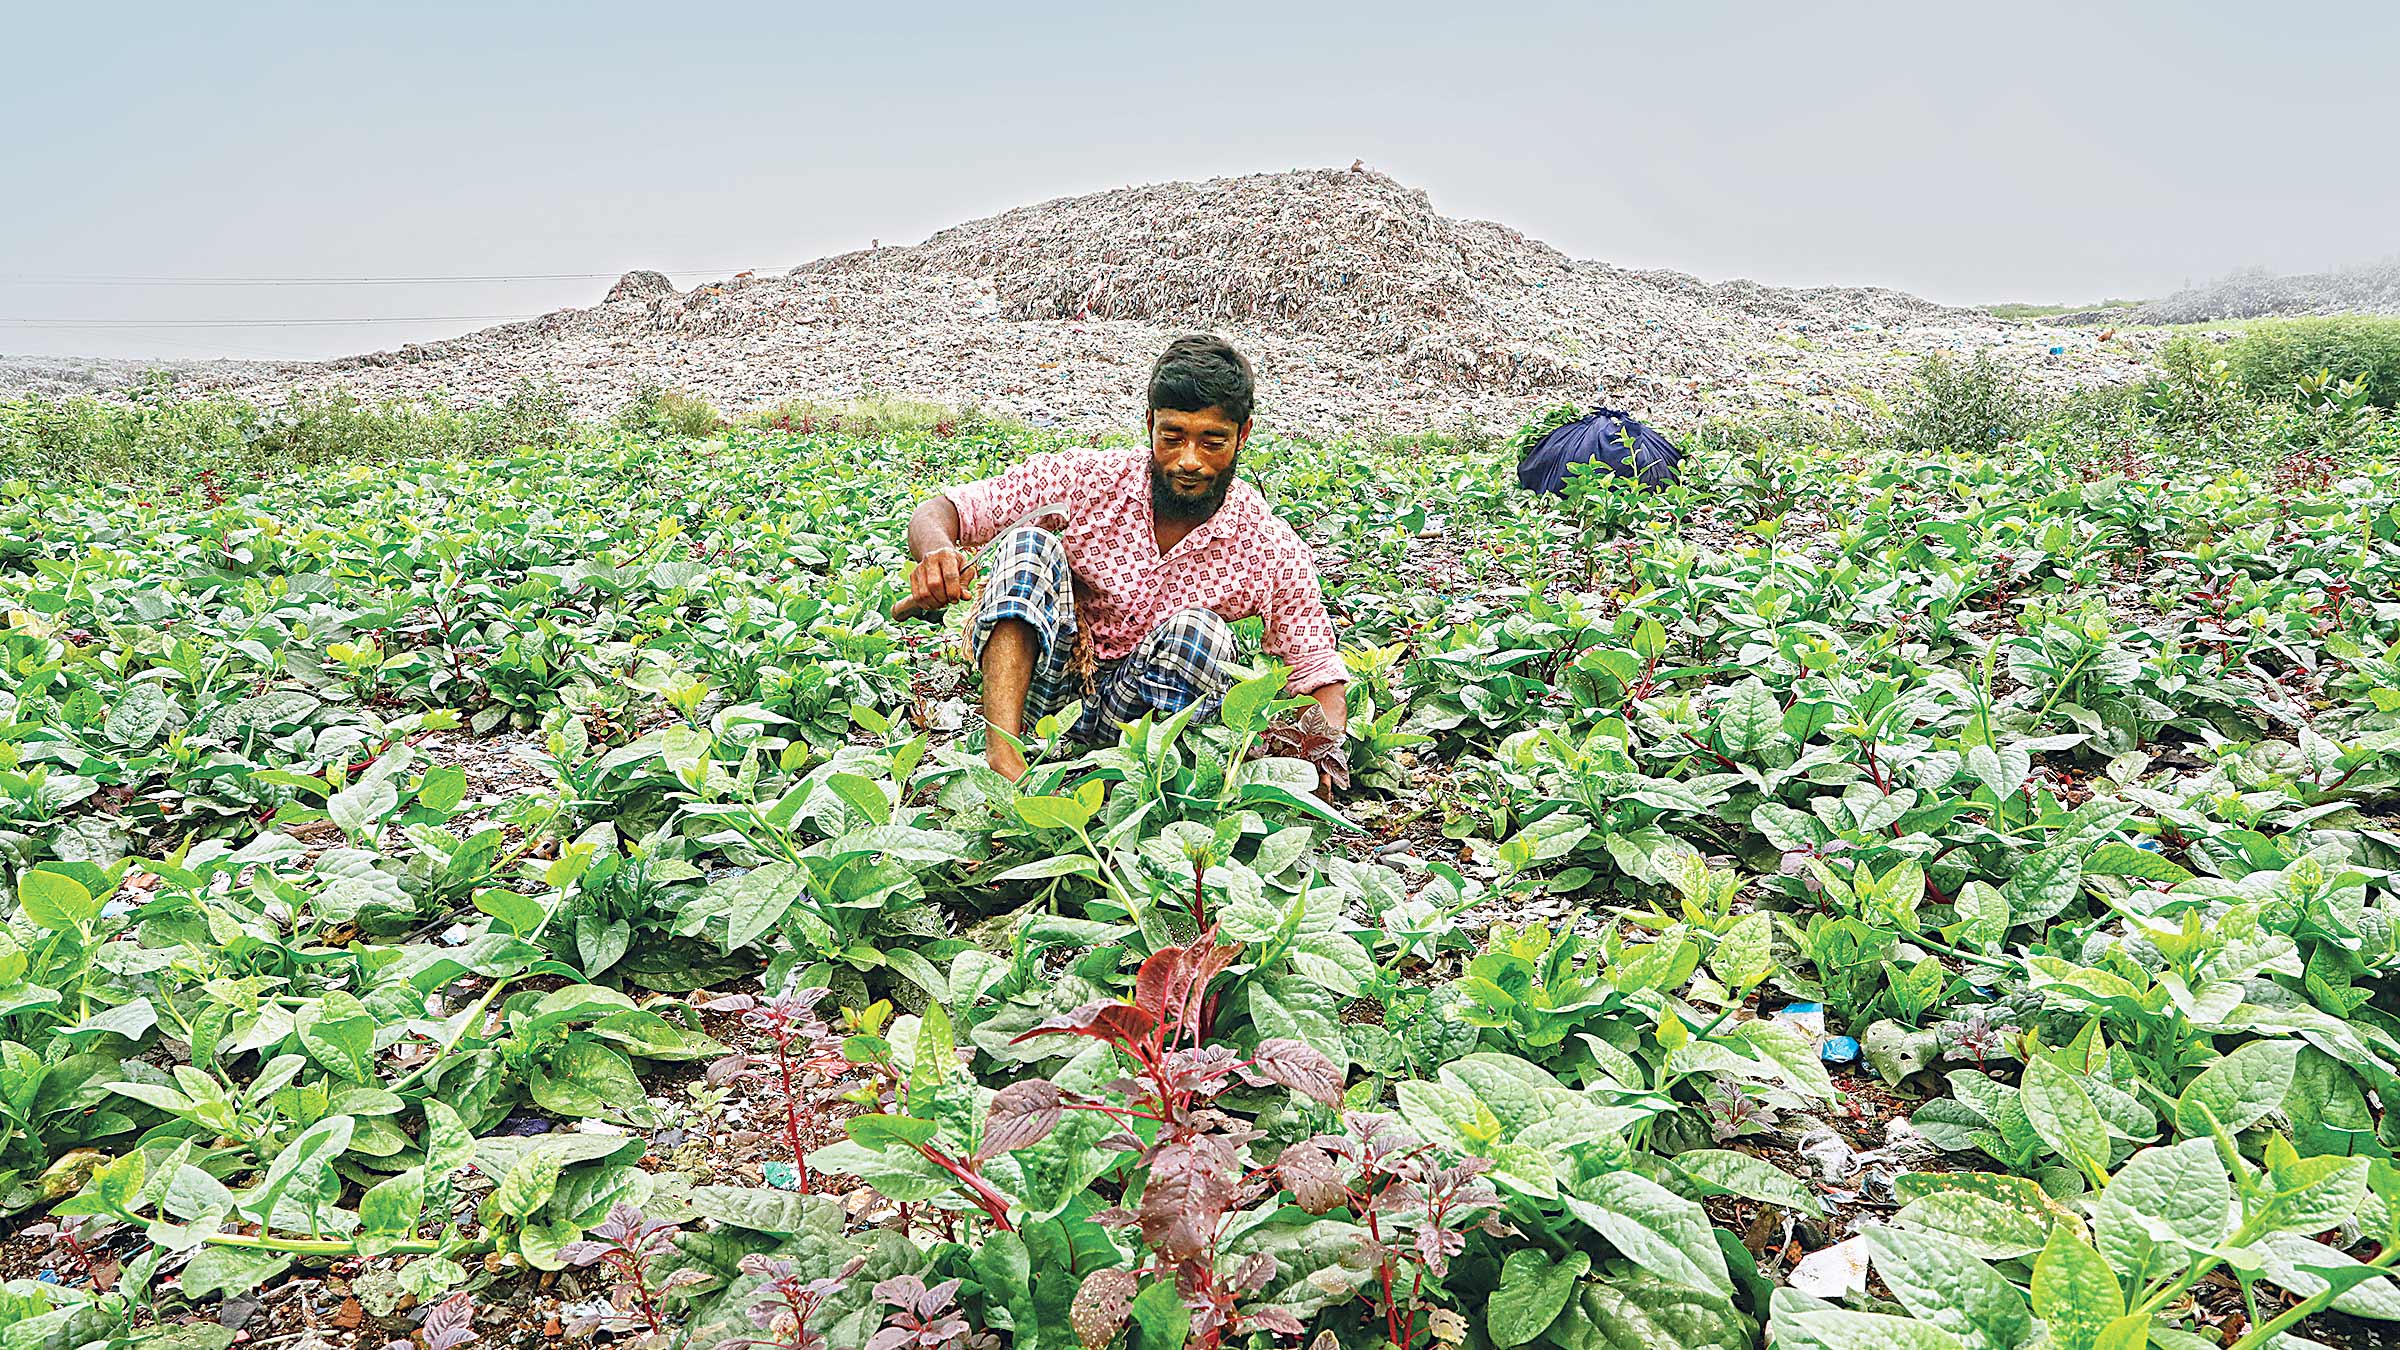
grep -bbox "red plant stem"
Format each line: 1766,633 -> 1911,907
1060,1100 -> 1169,1124
772,1036 -> 810,1193
1362,1204 -> 1403,1349
910,1144 -> 1015,1231
603,1250 -> 663,1333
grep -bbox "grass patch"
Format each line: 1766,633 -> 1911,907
1984,298 -> 2142,320
2220,314 -> 2400,408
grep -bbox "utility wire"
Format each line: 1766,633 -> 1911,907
4,327 -> 307,360
0,267 -> 763,286
0,314 -> 543,328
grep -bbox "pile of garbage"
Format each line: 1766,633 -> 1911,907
13,167 -> 2164,436
2125,256 -> 2400,325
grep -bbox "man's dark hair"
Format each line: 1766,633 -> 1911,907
1147,334 -> 1255,425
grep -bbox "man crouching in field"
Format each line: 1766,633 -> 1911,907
903,334 -> 1348,783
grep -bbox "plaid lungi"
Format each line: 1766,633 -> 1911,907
966,526 -> 1240,743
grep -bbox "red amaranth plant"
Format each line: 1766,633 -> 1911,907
559,1202 -> 709,1337
865,1275 -> 995,1350
1276,1112 -> 1505,1350
385,1292 -> 477,1350
706,985 -> 847,1192
732,1254 -> 867,1350
991,931 -> 1345,1348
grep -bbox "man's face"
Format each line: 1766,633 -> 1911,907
1146,405 -> 1249,522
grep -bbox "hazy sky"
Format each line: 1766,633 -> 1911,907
5,0 -> 2394,362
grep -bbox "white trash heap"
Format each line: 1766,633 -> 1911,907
14,167 -> 2164,436
2127,257 -> 2400,326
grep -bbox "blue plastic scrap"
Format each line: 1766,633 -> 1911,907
1820,1036 -> 1862,1067
1518,406 -> 1684,493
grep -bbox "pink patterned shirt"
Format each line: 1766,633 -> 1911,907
943,449 -> 1348,693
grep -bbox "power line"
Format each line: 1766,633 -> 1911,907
0,314 -> 542,328
2,327 -> 308,360
0,267 -> 765,286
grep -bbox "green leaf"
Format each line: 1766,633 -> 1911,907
1126,1278 -> 1190,1350
835,824 -> 970,864
296,991 -> 379,1084
421,1100 -> 476,1175
2022,1055 -> 2108,1178
1218,669 -> 1285,733
1729,1018 -> 1837,1100
1284,930 -> 1374,997
1953,880 -> 2011,953
244,1114 -> 354,1232
716,862 -> 812,952
827,772 -> 892,827
1675,1149 -> 1822,1216
1559,1170 -> 1731,1294
1489,1248 -> 1592,1347
2174,1039 -> 2301,1137
688,1185 -> 842,1235
2258,1153 -> 2371,1236
359,1167 -> 426,1238
2004,848 -> 2084,927
2093,1314 -> 2155,1350
910,1000 -> 955,1108
105,683 -> 174,748
529,1041 -> 648,1123
18,869 -> 98,931
2031,1223 -> 2123,1350
493,1148 -> 563,1219
2083,842 -> 2193,883
845,1114 -> 940,1147
473,886 -> 544,936
415,764 -> 469,814
1718,678 -> 1784,756
178,1246 -> 293,1300
1968,744 -> 2032,800
1865,1225 -> 2033,1350
1893,1189 -> 2051,1260
1566,1278 -> 1755,1349
992,854 -> 1099,883
2096,1139 -> 2233,1254
1773,1305 -> 1969,1350
326,771 -> 399,837
1014,795 -> 1094,831
1709,913 -> 1774,991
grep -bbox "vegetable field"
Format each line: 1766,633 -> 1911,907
5,384 -> 2400,1350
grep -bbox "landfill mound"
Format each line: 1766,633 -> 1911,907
2128,257 -> 2400,325
0,354 -> 296,400
10,167 -> 2157,435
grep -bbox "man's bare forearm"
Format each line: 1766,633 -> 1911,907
1309,682 -> 1348,735
907,496 -> 961,561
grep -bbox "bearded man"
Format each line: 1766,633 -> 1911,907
902,335 -> 1348,783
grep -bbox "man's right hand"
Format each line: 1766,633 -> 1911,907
908,546 -> 976,614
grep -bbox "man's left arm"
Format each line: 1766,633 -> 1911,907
1259,551 -> 1350,739
1305,681 -> 1349,737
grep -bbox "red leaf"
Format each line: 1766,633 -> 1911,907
1011,1001 -> 1158,1049
421,1292 -> 478,1350
1251,1038 -> 1344,1107
1276,1140 -> 1348,1214
980,1080 -> 1063,1158
1071,1268 -> 1139,1350
1243,1306 -> 1305,1336
1133,934 -> 1243,1041
1230,1251 -> 1278,1296
1137,1134 -> 1240,1263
